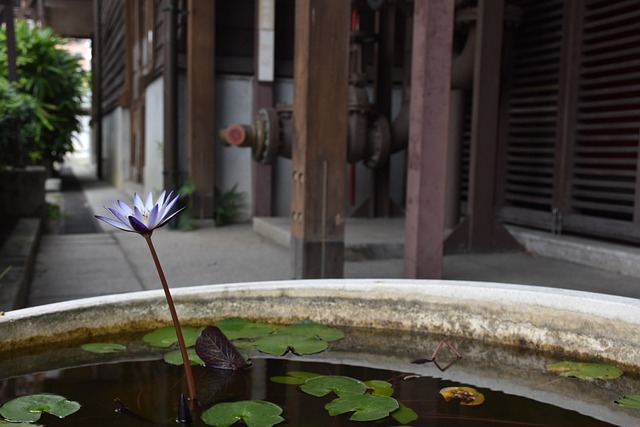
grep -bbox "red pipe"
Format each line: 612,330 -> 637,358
349,6 -> 359,206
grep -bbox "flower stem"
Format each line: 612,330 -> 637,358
144,235 -> 197,400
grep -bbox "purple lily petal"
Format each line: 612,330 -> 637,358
147,204 -> 159,228
128,215 -> 151,234
96,215 -> 136,232
133,193 -> 145,212
95,188 -> 183,236
156,190 -> 167,208
117,200 -> 134,216
144,191 -> 154,211
108,207 -> 132,229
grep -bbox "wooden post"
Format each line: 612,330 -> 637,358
444,0 -> 521,253
252,0 -> 274,217
187,0 -> 216,218
2,0 -> 17,83
163,0 -> 179,193
291,0 -> 349,279
403,0 -> 454,279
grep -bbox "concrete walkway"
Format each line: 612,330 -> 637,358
25,163 -> 640,307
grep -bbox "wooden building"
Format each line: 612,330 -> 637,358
11,0 -> 640,280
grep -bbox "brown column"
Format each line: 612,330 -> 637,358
252,1 -> 274,217
2,0 -> 17,82
291,0 -> 349,279
187,0 -> 216,218
444,0 -> 521,253
163,0 -> 179,192
403,0 -> 454,279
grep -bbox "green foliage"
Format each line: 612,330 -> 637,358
177,179 -> 197,231
0,21 -> 86,166
214,184 -> 244,227
142,325 -> 203,348
163,348 -> 204,366
0,79 -> 39,167
80,343 -> 127,354
201,400 -> 284,427
293,374 -> 413,423
213,318 -> 344,356
325,394 -> 399,422
546,361 -> 623,380
0,394 -> 80,422
615,395 -> 640,409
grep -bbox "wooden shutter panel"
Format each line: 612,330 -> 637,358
500,0 -> 564,227
568,0 -> 640,227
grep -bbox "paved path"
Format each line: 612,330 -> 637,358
26,163 -> 640,307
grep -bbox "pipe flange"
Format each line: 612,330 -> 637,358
364,115 -> 391,169
255,108 -> 279,164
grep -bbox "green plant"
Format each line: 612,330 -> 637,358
177,179 -> 197,231
214,184 -> 244,227
0,79 -> 39,167
0,21 -> 86,166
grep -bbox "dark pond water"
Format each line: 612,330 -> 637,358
0,334 -> 640,427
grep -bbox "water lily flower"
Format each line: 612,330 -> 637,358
96,190 -> 183,236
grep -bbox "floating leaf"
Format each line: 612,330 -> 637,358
201,400 -> 284,427
301,376 -> 368,398
143,326 -> 203,348
195,326 -> 249,371
164,348 -> 205,366
277,320 -> 345,342
270,371 -> 322,385
325,394 -> 399,421
615,395 -> 640,409
0,422 -> 38,426
546,361 -> 623,380
80,342 -> 127,354
365,380 -> 394,397
214,317 -> 275,340
392,402 -> 419,424
0,394 -> 81,422
254,334 -> 327,356
440,386 -> 485,406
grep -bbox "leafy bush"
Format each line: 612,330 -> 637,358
0,21 -> 86,166
0,79 -> 39,166
214,184 -> 245,227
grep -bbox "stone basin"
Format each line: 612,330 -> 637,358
1,279 -> 640,425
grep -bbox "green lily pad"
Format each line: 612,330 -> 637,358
325,394 -> 399,421
143,326 -> 202,348
278,320 -> 345,342
214,318 -> 275,340
200,400 -> 284,427
0,422 -> 40,427
254,334 -> 328,356
301,376 -> 368,398
392,402 -> 419,424
163,348 -> 205,366
615,395 -> 640,408
365,380 -> 394,397
80,342 -> 127,354
440,386 -> 485,406
0,394 -> 81,422
546,361 -> 623,379
270,371 -> 322,385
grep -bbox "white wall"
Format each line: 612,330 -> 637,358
101,107 -> 130,191
215,75 -> 254,220
144,77 -> 165,195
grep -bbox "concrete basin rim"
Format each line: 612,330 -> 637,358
4,278 -> 640,323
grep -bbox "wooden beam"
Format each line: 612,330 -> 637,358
444,0 -> 521,253
163,0 -> 179,192
252,0 -> 274,217
2,0 -> 18,82
403,0 -> 454,279
187,0 -> 215,218
291,0 -> 349,279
